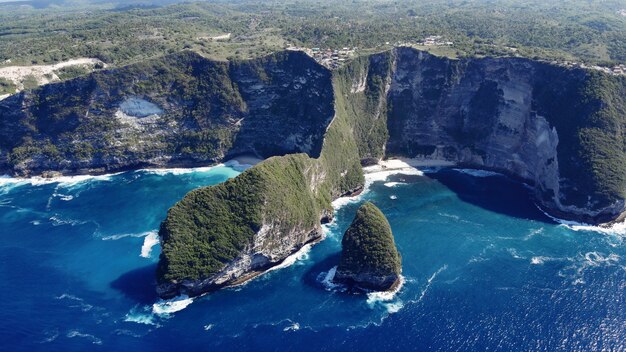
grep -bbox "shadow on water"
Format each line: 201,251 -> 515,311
111,264 -> 159,304
426,169 -> 557,224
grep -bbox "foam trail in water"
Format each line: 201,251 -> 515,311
140,231 -> 160,258
416,265 -> 447,303
101,230 -> 156,241
66,330 -> 102,345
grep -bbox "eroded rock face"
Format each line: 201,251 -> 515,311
333,202 -> 401,291
378,47 -> 626,223
0,50 -> 334,176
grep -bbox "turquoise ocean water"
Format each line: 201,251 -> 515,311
1,163 -> 625,351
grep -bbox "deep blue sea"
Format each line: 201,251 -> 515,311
1,164 -> 625,351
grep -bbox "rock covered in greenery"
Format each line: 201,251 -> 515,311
333,202 -> 401,291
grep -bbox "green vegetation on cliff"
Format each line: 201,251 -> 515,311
335,202 -> 401,287
158,154 -> 324,283
0,50 -> 334,175
157,67 -> 365,286
334,52 -> 393,161
534,69 -> 626,207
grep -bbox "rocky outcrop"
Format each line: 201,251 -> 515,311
333,202 -> 401,291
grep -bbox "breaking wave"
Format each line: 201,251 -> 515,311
140,231 -> 160,258
152,295 -> 194,316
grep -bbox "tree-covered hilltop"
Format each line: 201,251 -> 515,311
333,202 -> 402,291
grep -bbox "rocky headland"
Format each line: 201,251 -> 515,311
1,47 -> 625,298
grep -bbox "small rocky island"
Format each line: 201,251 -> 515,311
333,202 -> 402,291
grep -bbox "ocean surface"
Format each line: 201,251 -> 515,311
1,163 -> 625,351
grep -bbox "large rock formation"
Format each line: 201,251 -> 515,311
333,202 -> 402,291
0,50 -> 333,176
380,47 -> 626,224
1,47 -> 625,297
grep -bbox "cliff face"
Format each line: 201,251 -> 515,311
1,47 -> 624,298
0,50 -> 333,176
372,47 -> 626,223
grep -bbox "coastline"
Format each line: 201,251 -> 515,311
0,157 -> 262,187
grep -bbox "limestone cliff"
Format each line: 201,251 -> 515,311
367,47 -> 626,223
0,50 -> 333,176
0,47 -> 624,298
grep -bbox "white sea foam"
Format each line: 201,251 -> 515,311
48,216 -> 89,226
40,329 -> 59,343
507,248 -> 525,259
453,168 -> 502,177
331,159 -> 426,208
66,330 -> 102,345
56,293 -> 94,312
265,242 -> 313,273
203,324 -> 214,331
1,173 -> 117,189
525,227 -> 544,240
318,266 -> 344,291
417,265 -> 447,303
0,159 -> 251,190
139,165 -> 223,176
390,195 -> 398,200
140,231 -> 160,258
101,230 -> 155,241
384,182 -> 403,187
365,276 -> 405,314
152,295 -> 194,315
535,204 -> 626,236
283,322 -> 300,331
124,309 -> 157,326
531,256 -> 552,265
583,251 -> 620,266
366,276 -> 405,303
138,160 -> 253,176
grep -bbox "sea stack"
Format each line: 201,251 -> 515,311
333,202 -> 402,291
